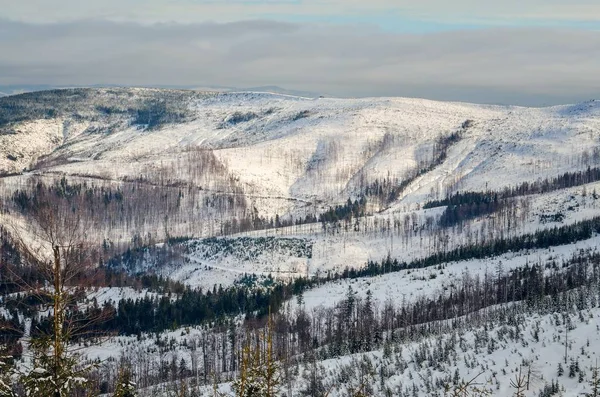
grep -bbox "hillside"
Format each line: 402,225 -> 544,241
2,89 -> 599,210
2,88 -> 599,281
2,88 -> 600,396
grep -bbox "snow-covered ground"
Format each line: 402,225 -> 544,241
86,301 -> 600,397
142,179 -> 600,289
85,287 -> 164,308
3,90 -> 600,215
295,235 -> 600,311
4,90 -> 600,395
292,307 -> 600,396
3,90 -> 600,283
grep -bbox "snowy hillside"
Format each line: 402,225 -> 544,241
180,308 -> 600,396
2,88 -> 600,283
4,89 -> 600,397
2,89 -> 599,213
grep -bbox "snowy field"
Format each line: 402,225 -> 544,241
144,179 -> 600,289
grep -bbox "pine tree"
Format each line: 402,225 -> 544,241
299,356 -> 328,397
382,340 -> 392,359
570,359 -> 577,378
113,367 -> 137,397
263,315 -> 281,397
557,362 -> 564,377
444,371 -> 493,397
21,336 -> 90,397
453,368 -> 460,385
232,340 -> 266,397
232,311 -> 281,397
510,367 -> 527,397
587,362 -> 600,397
361,290 -> 374,351
0,355 -> 17,397
9,204 -> 109,397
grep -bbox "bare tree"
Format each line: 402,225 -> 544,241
444,371 -> 493,397
510,367 -> 527,397
587,360 -> 600,397
4,199 -> 112,396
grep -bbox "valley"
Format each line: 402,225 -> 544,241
2,88 -> 600,396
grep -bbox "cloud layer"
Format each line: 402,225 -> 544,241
1,19 -> 599,105
3,0 -> 600,25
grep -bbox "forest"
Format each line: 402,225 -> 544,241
3,93 -> 600,396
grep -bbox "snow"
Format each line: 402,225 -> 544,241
2,89 -> 600,266
3,90 -> 600,217
4,89 -> 600,395
295,235 -> 600,312
85,304 -> 600,397
296,307 -> 600,396
154,179 -> 600,289
0,89 -> 600,287
85,287 -> 163,308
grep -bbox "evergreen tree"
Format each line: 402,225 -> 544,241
557,362 -> 564,377
8,204 -> 109,397
453,368 -> 460,385
444,371 -> 493,397
21,337 -> 90,397
587,362 -> 600,397
0,355 -> 17,397
299,356 -> 328,397
570,359 -> 578,378
510,367 -> 527,397
232,313 -> 280,397
113,367 -> 137,397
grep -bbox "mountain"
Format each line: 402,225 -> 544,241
2,88 -> 600,396
2,88 -> 599,270
3,88 -> 598,191
233,85 -> 323,98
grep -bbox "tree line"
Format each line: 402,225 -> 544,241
425,166 -> 600,210
61,244 -> 600,395
365,130 -> 463,209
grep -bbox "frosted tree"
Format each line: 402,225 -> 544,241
113,367 -> 137,397
232,313 -> 281,397
586,362 -> 600,397
0,355 -> 17,397
444,372 -> 493,397
21,337 -> 89,397
510,367 -> 527,397
7,200 -> 109,396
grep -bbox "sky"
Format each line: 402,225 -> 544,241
0,0 -> 599,105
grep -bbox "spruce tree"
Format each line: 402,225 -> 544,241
557,362 -> 564,377
587,362 -> 600,397
0,355 -> 17,397
113,367 -> 137,397
21,337 -> 90,397
9,204 -> 109,397
232,312 -> 281,397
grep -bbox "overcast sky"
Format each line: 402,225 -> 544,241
1,0 -> 599,105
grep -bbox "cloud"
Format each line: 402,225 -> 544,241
0,19 -> 599,105
2,0 -> 600,26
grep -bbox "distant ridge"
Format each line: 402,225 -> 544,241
0,84 -> 324,99
234,85 -> 323,98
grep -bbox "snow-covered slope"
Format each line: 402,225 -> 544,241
2,89 -> 599,215
4,89 -> 600,286
85,285 -> 600,396
6,89 -> 600,396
